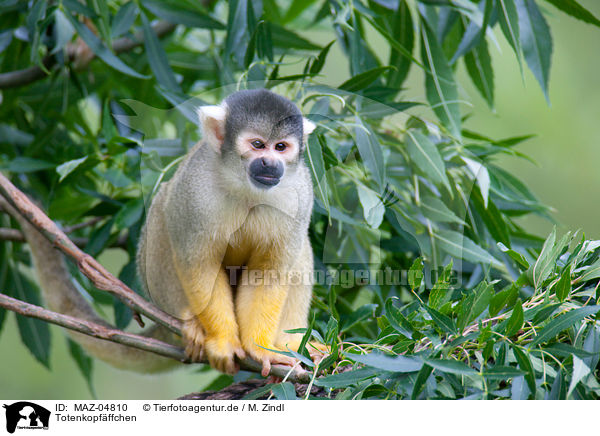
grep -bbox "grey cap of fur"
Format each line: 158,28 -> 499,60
223,89 -> 304,150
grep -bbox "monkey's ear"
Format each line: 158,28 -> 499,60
303,117 -> 316,142
198,104 -> 227,149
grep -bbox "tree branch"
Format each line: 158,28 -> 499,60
0,292 -> 189,362
0,226 -> 128,249
0,292 -> 312,383
0,21 -> 176,90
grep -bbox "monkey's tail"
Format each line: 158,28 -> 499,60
12,205 -> 180,373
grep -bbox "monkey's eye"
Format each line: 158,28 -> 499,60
275,142 -> 287,152
251,140 -> 265,149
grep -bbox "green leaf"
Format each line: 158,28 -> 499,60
405,130 -> 451,192
67,339 -> 96,397
568,355 -> 591,397
314,368 -> 378,388
357,184 -> 385,229
513,346 -> 536,395
464,39 -> 494,109
498,0 -> 522,67
425,358 -> 477,375
531,303 -> 561,325
516,0 -> 553,102
56,156 -> 87,182
408,258 -> 424,290
111,2 -> 137,38
115,198 -> 144,229
505,298 -> 524,337
52,9 -> 75,54
242,384 -> 273,400
224,0 -> 248,64
549,369 -> 567,399
483,365 -> 525,379
434,229 -> 500,266
309,40 -> 335,75
143,0 -> 225,29
339,66 -> 393,92
385,298 -> 415,338
271,382 -> 297,400
458,281 -> 494,332
420,196 -> 465,224
282,0 -> 317,23
64,8 -> 148,79
489,285 -> 519,317
543,343 -> 597,359
141,11 -> 180,92
497,243 -> 529,269
387,0 -> 414,89
531,227 -> 557,289
531,306 -> 600,347
425,306 -> 457,334
451,0 -> 493,63
4,157 -> 56,173
553,267 -> 572,302
270,23 -> 320,50
411,363 -> 434,399
578,259 -> 600,282
420,19 -> 461,138
348,352 -> 423,372
305,134 -> 329,211
10,269 -> 51,368
0,31 -> 12,57
543,0 -> 600,28
85,218 -> 115,256
354,118 -> 386,189
462,156 -> 490,208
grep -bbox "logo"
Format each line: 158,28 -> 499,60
2,402 -> 50,434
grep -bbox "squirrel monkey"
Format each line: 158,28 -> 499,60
137,89 -> 319,376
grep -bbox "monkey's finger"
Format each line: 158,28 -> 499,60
224,358 -> 238,375
271,354 -> 298,367
234,346 -> 246,360
185,339 -> 204,362
261,358 -> 272,378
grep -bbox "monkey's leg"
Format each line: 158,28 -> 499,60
176,260 -> 245,374
275,238 -> 328,361
235,258 -> 298,377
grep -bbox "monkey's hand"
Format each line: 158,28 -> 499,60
182,314 -> 206,362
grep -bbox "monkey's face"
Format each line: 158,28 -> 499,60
234,130 -> 301,189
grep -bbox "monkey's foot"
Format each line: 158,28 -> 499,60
182,316 -> 206,362
306,341 -> 329,364
205,337 -> 246,375
245,344 -> 299,377
277,340 -> 329,365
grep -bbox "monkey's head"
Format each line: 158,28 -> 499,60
198,89 -> 315,190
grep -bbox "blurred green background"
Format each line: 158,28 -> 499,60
1,1 -> 599,399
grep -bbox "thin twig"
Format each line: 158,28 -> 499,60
0,21 -> 176,89
0,292 -> 311,383
0,292 -> 189,362
0,226 -> 127,248
64,216 -> 104,233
